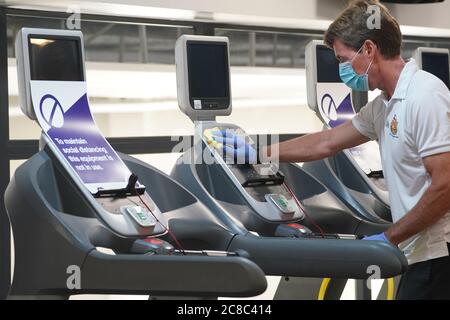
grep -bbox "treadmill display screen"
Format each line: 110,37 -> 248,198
187,41 -> 230,109
29,36 -> 84,81
422,52 -> 450,89
316,45 -> 341,83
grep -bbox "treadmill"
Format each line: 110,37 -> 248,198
5,27 -> 268,299
170,35 -> 407,299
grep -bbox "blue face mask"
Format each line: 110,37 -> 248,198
339,44 -> 373,91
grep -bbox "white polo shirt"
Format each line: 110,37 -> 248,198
352,59 -> 450,265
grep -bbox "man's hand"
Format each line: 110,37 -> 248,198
363,232 -> 389,242
211,129 -> 257,164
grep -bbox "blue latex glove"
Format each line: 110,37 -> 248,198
362,232 -> 389,242
211,129 -> 257,164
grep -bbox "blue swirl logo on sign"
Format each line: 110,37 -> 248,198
319,93 -> 354,128
40,94 -> 65,128
320,94 -> 338,122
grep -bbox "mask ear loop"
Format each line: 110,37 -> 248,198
365,58 -> 374,75
362,41 -> 374,75
349,44 -> 365,63
349,42 -> 366,63
348,42 -> 370,73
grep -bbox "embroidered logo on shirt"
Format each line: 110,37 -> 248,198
389,115 -> 399,138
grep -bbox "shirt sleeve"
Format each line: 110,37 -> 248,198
412,88 -> 450,158
351,100 -> 378,141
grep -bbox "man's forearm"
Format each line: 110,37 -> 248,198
385,183 -> 450,245
263,131 -> 333,163
262,121 -> 369,163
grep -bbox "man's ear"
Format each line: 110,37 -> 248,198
364,40 -> 377,59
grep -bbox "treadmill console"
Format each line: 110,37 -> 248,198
203,126 -> 285,187
176,35 -> 232,121
231,165 -> 285,188
175,35 -> 306,222
413,47 -> 450,89
15,28 -> 167,237
199,121 -> 305,222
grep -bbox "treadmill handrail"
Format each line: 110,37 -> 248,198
80,250 -> 267,297
228,233 -> 407,279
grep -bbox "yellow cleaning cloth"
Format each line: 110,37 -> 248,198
204,127 -> 223,149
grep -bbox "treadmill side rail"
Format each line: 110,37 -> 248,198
229,234 -> 407,279
82,251 -> 267,297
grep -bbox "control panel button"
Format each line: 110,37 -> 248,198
194,100 -> 202,109
266,194 -> 295,214
124,206 -> 156,228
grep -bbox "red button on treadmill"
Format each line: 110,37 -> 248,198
144,238 -> 164,245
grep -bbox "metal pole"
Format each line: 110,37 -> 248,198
272,33 -> 278,66
0,7 -> 11,300
139,25 -> 148,63
249,32 -> 256,67
119,32 -> 125,63
352,91 -> 369,113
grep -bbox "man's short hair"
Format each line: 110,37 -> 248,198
324,0 -> 402,59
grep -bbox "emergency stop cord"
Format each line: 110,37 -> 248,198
283,181 -> 325,236
128,173 -> 186,254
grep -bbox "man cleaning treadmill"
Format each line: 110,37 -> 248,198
212,0 -> 450,299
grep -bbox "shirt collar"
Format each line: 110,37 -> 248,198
382,58 -> 418,102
